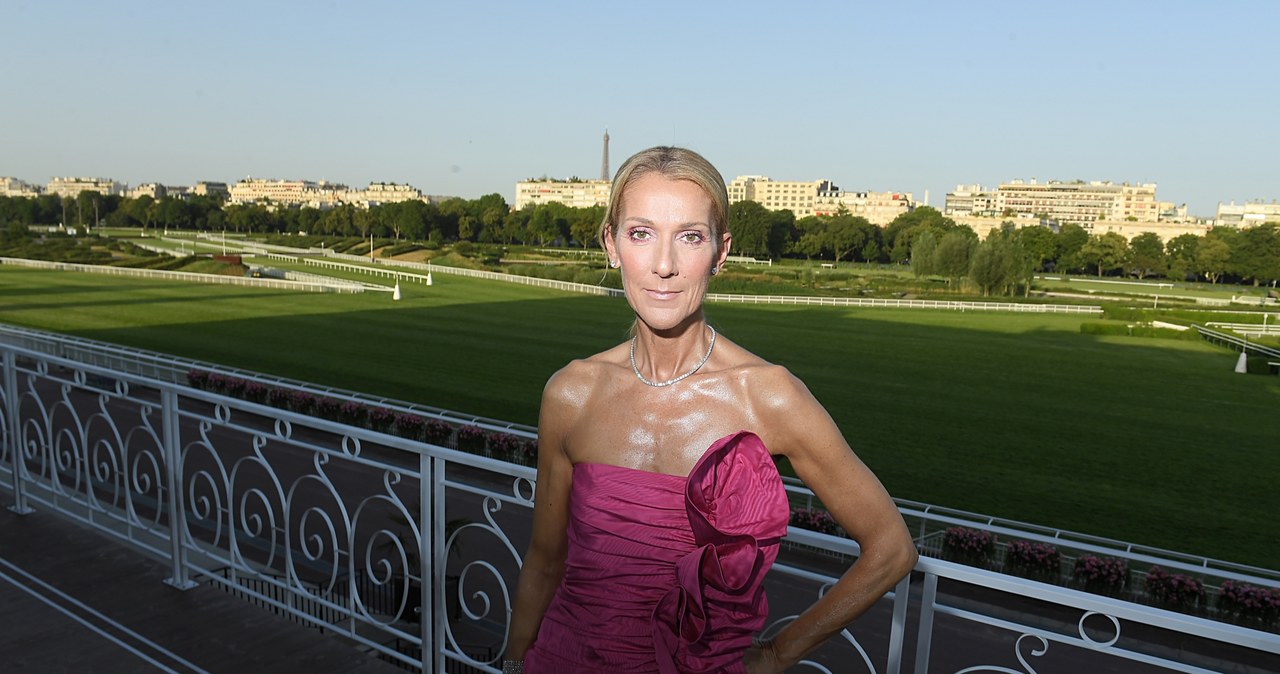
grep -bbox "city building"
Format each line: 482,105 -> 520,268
1216,201 -> 1280,228
945,180 -> 1160,224
228,178 -> 347,208
359,182 -> 424,207
193,181 -> 229,198
813,189 -> 914,225
126,183 -> 167,200
45,177 -> 125,198
0,177 -> 42,197
728,176 -> 914,224
229,178 -> 430,209
727,176 -> 831,219
514,179 -> 611,210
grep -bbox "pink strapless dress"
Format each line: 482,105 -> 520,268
525,431 -> 789,674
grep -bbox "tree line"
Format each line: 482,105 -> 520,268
1,192 -> 1277,289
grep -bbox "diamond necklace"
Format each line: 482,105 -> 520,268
629,325 -> 717,388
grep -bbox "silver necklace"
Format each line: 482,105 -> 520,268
630,325 -> 717,388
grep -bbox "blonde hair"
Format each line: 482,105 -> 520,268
597,146 -> 729,252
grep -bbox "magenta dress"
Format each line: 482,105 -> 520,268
524,431 -> 789,674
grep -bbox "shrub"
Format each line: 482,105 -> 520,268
1217,580 -> 1280,626
339,400 -> 368,426
242,381 -> 268,403
187,369 -> 209,390
423,419 -> 453,446
790,508 -> 841,536
1079,321 -> 1199,341
516,438 -> 538,465
220,377 -> 246,396
316,396 -> 341,419
1144,565 -> 1205,609
368,405 -> 395,431
488,432 -> 522,461
456,425 -> 487,453
1073,554 -> 1129,594
1004,540 -> 1062,579
394,413 -> 426,440
266,387 -> 290,408
288,389 -> 317,414
942,527 -> 996,564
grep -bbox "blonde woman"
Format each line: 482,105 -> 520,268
504,146 -> 916,673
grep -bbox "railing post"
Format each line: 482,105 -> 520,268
4,350 -> 34,515
420,452 -> 437,672
912,572 -> 938,674
885,573 -> 911,674
162,388 -> 196,590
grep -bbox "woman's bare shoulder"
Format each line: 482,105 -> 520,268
543,343 -> 628,406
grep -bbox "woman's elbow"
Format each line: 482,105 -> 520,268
874,530 -> 918,582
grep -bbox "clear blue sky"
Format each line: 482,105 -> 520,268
2,1 -> 1276,218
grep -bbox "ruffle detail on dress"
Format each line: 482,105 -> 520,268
652,431 -> 789,674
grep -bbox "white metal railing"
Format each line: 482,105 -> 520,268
1194,325 -> 1280,360
0,257 -> 363,294
705,293 -> 1104,314
1,340 -> 1277,672
1206,321 -> 1280,337
4,322 -> 1273,585
0,324 -> 534,437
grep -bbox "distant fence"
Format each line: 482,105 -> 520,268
1194,324 -> 1280,359
0,257 -> 362,294
705,293 -> 1104,313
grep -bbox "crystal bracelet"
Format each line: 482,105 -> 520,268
502,660 -> 524,674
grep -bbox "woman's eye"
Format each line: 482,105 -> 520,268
681,232 -> 706,244
626,229 -> 652,242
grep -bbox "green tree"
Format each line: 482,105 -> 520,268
827,213 -> 872,264
1016,225 -> 1057,272
1165,233 -> 1199,281
1078,232 -> 1129,277
910,230 -> 937,277
933,229 -> 977,286
728,201 -> 773,258
1054,223 -> 1090,273
1127,232 -> 1166,279
1195,236 -> 1232,284
1233,223 -> 1280,287
791,216 -> 827,260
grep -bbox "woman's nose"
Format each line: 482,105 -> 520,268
652,238 -> 679,277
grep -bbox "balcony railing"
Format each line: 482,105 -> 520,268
1,338 -> 1277,672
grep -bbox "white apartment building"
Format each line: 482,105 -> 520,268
193,181 -> 229,198
727,176 -> 834,219
813,190 -> 914,225
229,178 -> 432,209
228,178 -> 349,207
514,179 -> 611,210
126,183 -> 167,200
728,176 -> 914,224
360,182 -> 424,207
45,177 -> 125,198
1216,201 -> 1280,228
0,177 -> 42,197
945,180 -> 1159,224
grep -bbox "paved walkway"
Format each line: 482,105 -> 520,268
0,506 -> 404,674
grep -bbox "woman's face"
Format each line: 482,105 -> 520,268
605,173 -> 730,333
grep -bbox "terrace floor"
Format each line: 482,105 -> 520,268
0,506 -> 404,674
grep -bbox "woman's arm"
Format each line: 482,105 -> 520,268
504,369 -> 577,660
749,369 -> 918,672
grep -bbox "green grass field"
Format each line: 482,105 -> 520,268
1,265 -> 1276,568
